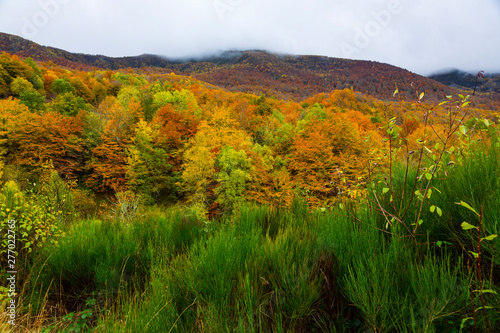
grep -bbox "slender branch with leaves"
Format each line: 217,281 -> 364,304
369,72 -> 485,244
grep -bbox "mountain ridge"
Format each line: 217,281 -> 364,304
1,32 -> 498,108
429,68 -> 500,95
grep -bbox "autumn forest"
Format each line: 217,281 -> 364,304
1,42 -> 500,333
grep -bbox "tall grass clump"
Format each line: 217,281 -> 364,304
405,255 -> 470,333
21,208 -> 204,331
343,247 -> 407,332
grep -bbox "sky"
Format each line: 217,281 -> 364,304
0,0 -> 499,76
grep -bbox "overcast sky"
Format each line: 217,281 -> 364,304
0,0 -> 499,76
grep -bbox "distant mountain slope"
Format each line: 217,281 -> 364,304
429,69 -> 500,94
1,32 -> 498,108
188,51 -> 453,102
0,32 -> 176,69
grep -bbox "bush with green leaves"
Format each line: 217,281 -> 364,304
0,181 -> 64,259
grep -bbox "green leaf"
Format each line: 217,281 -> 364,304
425,173 -> 432,180
456,201 -> 479,216
481,234 -> 498,241
419,92 -> 425,100
461,222 -> 478,230
430,205 -> 436,213
436,241 -> 442,247
418,219 -> 423,225
475,306 -> 494,312
459,125 -> 467,136
426,188 -> 432,199
382,187 -> 390,194
436,207 -> 442,217
460,317 -> 473,329
414,190 -> 424,201
469,251 -> 479,258
393,89 -> 399,96
473,289 -> 498,295
438,101 -> 448,106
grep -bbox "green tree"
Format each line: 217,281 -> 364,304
23,58 -> 44,92
48,92 -> 88,116
23,57 -> 42,76
10,77 -> 34,95
19,90 -> 45,112
51,78 -> 75,95
126,120 -> 179,204
214,146 -> 253,216
153,89 -> 200,115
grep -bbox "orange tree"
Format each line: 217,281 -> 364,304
289,109 -> 383,208
85,97 -> 141,193
1,98 -> 86,182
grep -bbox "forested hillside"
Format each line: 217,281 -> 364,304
2,32 -> 499,110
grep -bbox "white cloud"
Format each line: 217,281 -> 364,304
0,0 -> 499,75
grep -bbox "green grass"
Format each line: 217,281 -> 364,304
23,207 -> 204,326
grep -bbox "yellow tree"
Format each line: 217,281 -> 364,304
245,144 -> 295,209
181,106 -> 253,217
